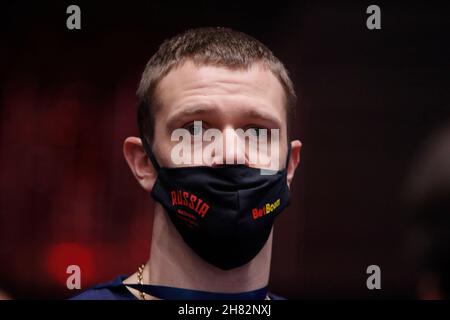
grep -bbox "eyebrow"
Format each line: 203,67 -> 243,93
241,109 -> 282,128
167,104 -> 282,129
166,105 -> 216,127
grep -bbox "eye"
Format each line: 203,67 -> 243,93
184,122 -> 204,136
246,126 -> 269,137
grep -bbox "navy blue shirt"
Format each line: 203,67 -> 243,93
70,275 -> 286,300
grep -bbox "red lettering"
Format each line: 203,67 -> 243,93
189,194 -> 197,209
182,192 -> 189,206
195,198 -> 203,213
198,203 -> 209,218
177,191 -> 182,205
252,208 -> 258,220
170,190 -> 210,218
171,191 -> 177,206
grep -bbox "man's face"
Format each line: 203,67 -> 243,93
151,60 -> 289,169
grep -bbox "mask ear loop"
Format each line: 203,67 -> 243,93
140,134 -> 161,172
285,143 -> 292,169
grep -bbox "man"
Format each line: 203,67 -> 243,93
72,27 -> 301,300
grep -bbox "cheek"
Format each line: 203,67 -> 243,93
151,121 -> 174,166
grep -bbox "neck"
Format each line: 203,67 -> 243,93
145,203 -> 273,293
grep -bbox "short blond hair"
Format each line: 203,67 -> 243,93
137,27 -> 297,151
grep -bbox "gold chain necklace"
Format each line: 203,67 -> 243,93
136,263 -> 147,300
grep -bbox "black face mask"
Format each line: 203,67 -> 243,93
143,142 -> 291,270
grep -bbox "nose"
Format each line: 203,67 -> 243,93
209,127 -> 247,166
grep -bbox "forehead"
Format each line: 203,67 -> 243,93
154,60 -> 287,122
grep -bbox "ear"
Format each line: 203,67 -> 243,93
287,140 -> 302,188
123,137 -> 157,192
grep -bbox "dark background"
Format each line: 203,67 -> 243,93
1,0 -> 449,299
